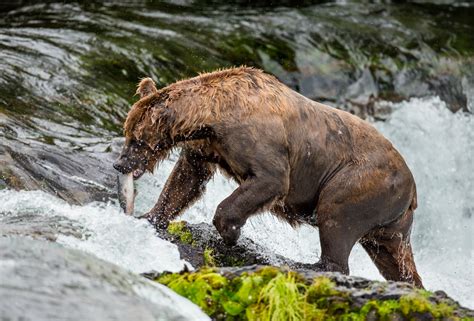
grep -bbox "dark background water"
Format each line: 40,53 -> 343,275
0,0 -> 473,200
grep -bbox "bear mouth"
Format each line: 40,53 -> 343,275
132,168 -> 145,180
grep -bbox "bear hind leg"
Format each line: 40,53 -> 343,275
360,209 -> 423,288
314,219 -> 363,275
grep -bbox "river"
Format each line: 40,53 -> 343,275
1,0 -> 473,313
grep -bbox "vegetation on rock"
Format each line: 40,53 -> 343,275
167,221 -> 195,245
156,266 -> 469,321
203,248 -> 217,267
158,221 -> 292,269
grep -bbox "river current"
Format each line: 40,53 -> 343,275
1,1 -> 473,314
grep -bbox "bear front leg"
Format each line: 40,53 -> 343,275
143,149 -> 215,229
213,177 -> 286,246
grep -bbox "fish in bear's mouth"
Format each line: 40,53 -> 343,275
117,172 -> 135,215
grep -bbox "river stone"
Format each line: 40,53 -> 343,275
0,237 -> 209,321
147,221 -> 474,319
155,221 -> 308,269
0,137 -> 127,205
0,211 -> 85,241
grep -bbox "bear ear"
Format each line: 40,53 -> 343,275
136,77 -> 157,98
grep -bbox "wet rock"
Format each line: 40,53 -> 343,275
345,68 -> 379,106
146,221 -> 473,320
428,74 -> 468,113
0,211 -> 86,241
153,221 -> 317,270
0,138 -> 123,205
0,236 -> 209,321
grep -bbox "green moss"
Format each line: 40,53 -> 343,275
203,248 -> 217,267
307,276 -> 338,297
167,221 -> 194,245
359,289 -> 459,321
250,272 -> 307,321
155,267 -> 465,321
157,268 -> 227,316
399,291 -> 455,318
221,255 -> 247,267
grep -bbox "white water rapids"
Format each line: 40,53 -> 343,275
1,97 -> 472,308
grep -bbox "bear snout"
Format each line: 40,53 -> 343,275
113,159 -> 130,174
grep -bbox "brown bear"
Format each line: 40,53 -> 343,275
113,67 -> 423,287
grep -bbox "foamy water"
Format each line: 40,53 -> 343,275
1,97 -> 472,308
0,190 -> 187,274
375,97 -> 474,306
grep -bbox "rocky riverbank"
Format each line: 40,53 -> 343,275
142,220 -> 474,320
2,212 -> 472,321
151,265 -> 473,321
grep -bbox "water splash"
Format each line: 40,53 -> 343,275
375,97 -> 474,307
0,189 -> 187,274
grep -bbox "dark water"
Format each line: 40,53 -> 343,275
0,1 -> 473,316
1,1 -> 473,200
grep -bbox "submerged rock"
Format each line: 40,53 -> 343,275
0,237 -> 209,321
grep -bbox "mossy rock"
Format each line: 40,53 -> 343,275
152,265 -> 473,321
158,221 -> 305,269
167,221 -> 195,245
148,221 -> 472,321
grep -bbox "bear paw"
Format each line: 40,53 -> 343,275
213,212 -> 242,246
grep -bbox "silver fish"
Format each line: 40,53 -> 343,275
117,173 -> 135,215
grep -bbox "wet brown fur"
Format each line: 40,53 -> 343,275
115,67 -> 423,287
125,67 -> 291,145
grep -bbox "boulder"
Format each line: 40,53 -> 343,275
149,265 -> 473,321
0,237 -> 209,321
145,221 -> 474,321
